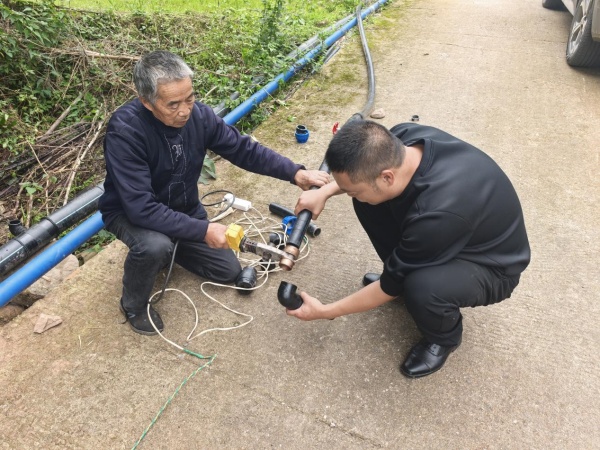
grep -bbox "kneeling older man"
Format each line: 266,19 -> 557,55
99,50 -> 329,335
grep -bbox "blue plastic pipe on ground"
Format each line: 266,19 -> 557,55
0,212 -> 104,307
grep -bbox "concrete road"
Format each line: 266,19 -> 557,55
1,0 -> 599,448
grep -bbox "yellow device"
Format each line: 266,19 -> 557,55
225,223 -> 296,269
226,223 -> 244,251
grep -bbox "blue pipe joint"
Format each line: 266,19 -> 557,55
295,125 -> 309,143
281,215 -> 297,236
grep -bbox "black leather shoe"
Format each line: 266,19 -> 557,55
400,338 -> 460,378
119,299 -> 164,336
362,272 -> 381,286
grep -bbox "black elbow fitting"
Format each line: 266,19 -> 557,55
8,219 -> 28,237
259,258 -> 277,272
277,281 -> 303,310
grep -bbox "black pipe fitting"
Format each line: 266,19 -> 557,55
277,281 -> 303,310
0,183 -> 105,276
268,232 -> 286,249
8,219 -> 28,237
268,203 -> 321,238
235,266 -> 257,295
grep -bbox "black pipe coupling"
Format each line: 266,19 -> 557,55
235,266 -> 257,295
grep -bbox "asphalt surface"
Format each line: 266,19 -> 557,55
2,0 -> 599,448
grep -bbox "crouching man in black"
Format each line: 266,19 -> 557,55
99,51 -> 329,335
288,120 -> 530,378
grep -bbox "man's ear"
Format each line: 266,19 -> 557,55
139,97 -> 154,112
380,169 -> 395,186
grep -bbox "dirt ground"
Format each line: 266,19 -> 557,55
1,0 -> 600,448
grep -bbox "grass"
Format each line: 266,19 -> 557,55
56,0 -> 358,18
59,0 -> 260,12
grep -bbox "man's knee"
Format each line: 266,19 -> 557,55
131,232 -> 174,263
210,257 -> 242,284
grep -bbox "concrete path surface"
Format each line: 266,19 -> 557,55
1,0 -> 599,448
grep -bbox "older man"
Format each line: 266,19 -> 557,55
289,120 -> 530,378
99,51 -> 328,335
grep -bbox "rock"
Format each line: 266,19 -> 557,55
77,249 -> 99,265
370,108 -> 386,119
33,313 -> 63,334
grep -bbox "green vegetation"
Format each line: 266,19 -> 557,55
0,0 -> 365,247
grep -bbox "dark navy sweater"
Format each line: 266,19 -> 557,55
378,123 -> 531,297
99,99 -> 303,242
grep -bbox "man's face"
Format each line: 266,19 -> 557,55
141,78 -> 195,128
333,171 -> 391,205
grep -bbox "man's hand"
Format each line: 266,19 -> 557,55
286,291 -> 329,321
293,169 -> 330,191
295,189 -> 328,220
286,283 -> 396,321
204,222 -> 230,249
294,180 -> 342,219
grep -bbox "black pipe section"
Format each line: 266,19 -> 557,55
268,203 -> 321,237
282,4 -> 376,263
0,183 -> 104,276
353,4 -> 376,121
277,281 -> 303,310
212,92 -> 241,118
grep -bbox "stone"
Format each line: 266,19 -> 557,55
370,108 -> 386,119
33,313 -> 62,333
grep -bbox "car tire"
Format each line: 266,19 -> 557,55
542,0 -> 566,10
566,0 -> 600,67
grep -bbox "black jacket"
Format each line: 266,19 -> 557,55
99,99 -> 303,242
378,123 -> 531,296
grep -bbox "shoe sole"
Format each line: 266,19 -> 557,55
119,304 -> 160,336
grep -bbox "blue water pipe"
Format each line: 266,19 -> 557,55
222,0 -> 389,125
0,0 -> 389,307
0,213 -> 104,306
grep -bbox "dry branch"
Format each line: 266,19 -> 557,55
62,117 -> 105,205
43,93 -> 83,137
50,48 -> 140,61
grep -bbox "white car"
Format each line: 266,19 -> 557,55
543,0 -> 600,66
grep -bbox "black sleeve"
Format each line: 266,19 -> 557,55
380,211 -> 474,296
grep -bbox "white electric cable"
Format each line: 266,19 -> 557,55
145,205 -> 312,352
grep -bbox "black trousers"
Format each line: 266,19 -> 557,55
106,214 -> 242,312
353,199 -> 520,347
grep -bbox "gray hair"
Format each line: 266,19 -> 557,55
133,51 -> 194,104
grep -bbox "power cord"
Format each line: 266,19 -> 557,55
130,197 -> 312,450
145,199 -> 311,347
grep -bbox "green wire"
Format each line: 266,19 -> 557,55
131,351 -> 217,450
